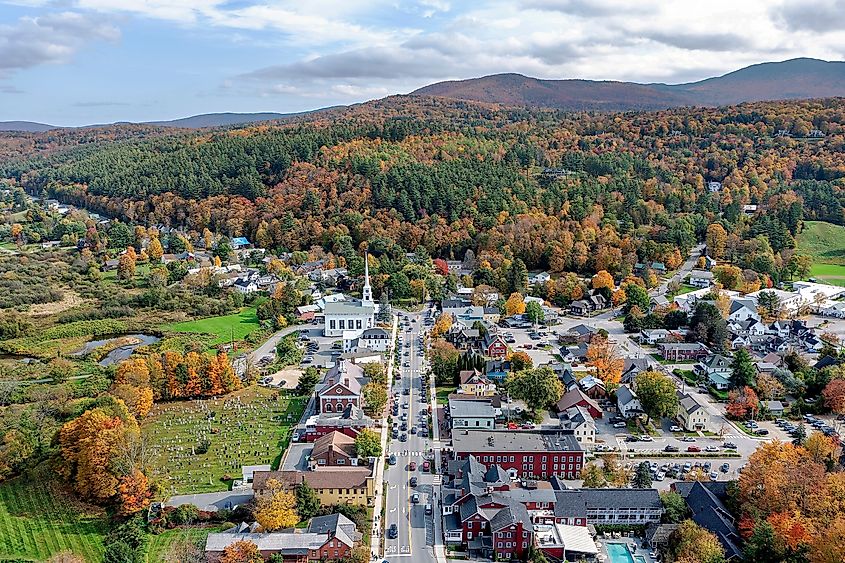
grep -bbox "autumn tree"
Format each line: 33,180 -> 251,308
431,312 -> 453,337
255,486 -> 299,531
504,367 -> 563,416
354,428 -> 382,458
219,540 -> 263,563
726,386 -> 759,420
586,335 -> 623,389
362,383 -> 387,417
504,292 -> 526,316
509,350 -> 533,372
822,378 -> 845,414
706,223 -> 728,259
147,236 -> 164,261
117,247 -> 137,281
634,370 -> 679,424
592,270 -> 615,292
668,520 -> 726,563
580,463 -> 606,488
117,469 -> 152,516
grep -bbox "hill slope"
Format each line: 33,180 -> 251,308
0,121 -> 56,133
412,58 -> 845,110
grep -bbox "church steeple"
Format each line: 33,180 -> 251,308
362,251 -> 373,307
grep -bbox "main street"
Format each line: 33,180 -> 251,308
382,308 -> 439,563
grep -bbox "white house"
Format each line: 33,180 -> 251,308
746,289 -> 803,316
358,327 -> 391,352
727,299 -> 760,323
449,399 -> 495,430
616,385 -> 642,419
707,181 -> 722,192
695,354 -> 732,390
529,272 -> 551,286
558,405 -> 596,446
688,270 -> 714,288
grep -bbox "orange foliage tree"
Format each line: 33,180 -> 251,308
585,335 -> 623,389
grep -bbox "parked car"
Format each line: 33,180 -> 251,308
754,428 -> 769,436
664,445 -> 679,452
680,436 -> 696,442
422,460 -> 431,471
639,435 -> 654,442
387,524 -> 398,538
687,445 -> 701,452
720,463 -> 730,473
709,471 -> 719,480
704,445 -> 720,452
411,493 -> 420,504
389,454 -> 397,465
425,504 -> 433,515
613,422 -> 627,429
723,442 -> 737,449
409,461 -> 417,471
669,425 -> 682,432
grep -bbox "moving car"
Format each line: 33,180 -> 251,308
613,422 -> 626,429
687,445 -> 701,452
664,445 -> 679,452
422,460 -> 430,471
387,524 -> 398,539
409,461 -> 417,471
410,476 -> 418,487
425,504 -> 433,515
389,454 -> 397,465
411,493 -> 420,504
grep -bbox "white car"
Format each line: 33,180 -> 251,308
655,471 -> 666,481
669,425 -> 682,432
704,445 -> 720,452
613,422 -> 627,428
640,435 -> 654,442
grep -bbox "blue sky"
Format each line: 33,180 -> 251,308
1,0 -> 844,126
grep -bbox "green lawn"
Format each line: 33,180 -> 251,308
436,384 -> 457,405
143,386 -> 306,495
797,221 -> 845,286
147,526 -> 221,562
163,307 -> 260,346
0,468 -> 107,562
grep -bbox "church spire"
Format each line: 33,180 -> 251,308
362,251 -> 373,306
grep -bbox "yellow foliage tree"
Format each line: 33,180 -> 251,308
591,270 -> 615,290
431,313 -> 453,337
147,236 -> 163,261
585,335 -> 623,389
255,488 -> 299,531
505,292 -> 526,316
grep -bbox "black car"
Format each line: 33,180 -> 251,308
387,524 -> 398,539
410,476 -> 418,487
664,445 -> 679,452
723,442 -> 737,449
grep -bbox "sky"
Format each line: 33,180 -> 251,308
1,0 -> 845,126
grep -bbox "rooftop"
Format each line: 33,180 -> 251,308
452,429 -> 582,453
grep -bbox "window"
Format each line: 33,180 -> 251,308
356,319 -> 362,329
510,456 -> 515,462
339,319 -> 345,329
337,459 -> 345,465
330,320 -> 336,330
318,459 -> 326,465
468,532 -> 473,539
498,542 -> 503,548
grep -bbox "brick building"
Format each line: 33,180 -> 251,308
451,430 -> 584,479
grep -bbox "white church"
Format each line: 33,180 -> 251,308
323,254 -> 377,339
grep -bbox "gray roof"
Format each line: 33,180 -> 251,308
616,385 -> 637,406
307,513 -> 361,547
690,270 -> 714,279
553,490 -> 588,519
324,301 -> 375,315
580,488 -> 662,510
452,429 -> 582,454
679,393 -> 706,415
206,531 -> 327,554
449,399 -> 496,419
165,491 -> 254,512
489,501 -> 533,532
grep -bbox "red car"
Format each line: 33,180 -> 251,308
409,461 -> 417,471
687,446 -> 701,452
422,461 -> 431,471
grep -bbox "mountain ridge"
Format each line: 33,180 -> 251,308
411,57 -> 845,110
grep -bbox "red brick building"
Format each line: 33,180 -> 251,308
318,361 -> 364,414
298,404 -> 374,442
451,430 -> 584,480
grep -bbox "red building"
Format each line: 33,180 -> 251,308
298,404 -> 374,443
483,333 -> 508,358
451,430 -> 584,479
318,361 -> 364,414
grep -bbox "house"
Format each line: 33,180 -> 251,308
231,236 -> 251,249
707,181 -> 722,192
569,292 -> 609,316
703,256 -> 717,270
650,262 -> 667,274
358,327 -> 390,352
561,343 -> 589,365
677,393 -> 712,432
729,317 -> 767,337
577,375 -> 607,400
764,400 -> 785,416
317,361 -> 364,414
450,399 -> 496,430
672,481 -> 742,560
728,299 -> 760,323
548,362 -> 577,390
689,270 -> 714,288
650,295 -> 670,310
558,324 -> 596,345
483,306 -> 501,324
620,357 -> 658,385
297,404 -> 375,443
616,385 -> 642,419
459,369 -> 497,396
640,329 -> 671,345
451,429 -> 584,480
205,513 -> 360,563
310,431 -> 358,467
659,342 -> 709,361
529,272 -> 551,286
555,387 -> 602,419
695,354 -> 732,391
253,466 -> 375,507
485,359 -> 511,381
557,406 -> 595,446
746,289 -> 803,316
482,333 -> 508,359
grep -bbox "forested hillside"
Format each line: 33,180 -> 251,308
2,96 -> 845,282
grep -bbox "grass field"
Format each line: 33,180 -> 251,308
797,221 -> 845,286
143,386 -> 306,495
147,526 -> 221,562
163,307 -> 260,346
0,468 -> 107,562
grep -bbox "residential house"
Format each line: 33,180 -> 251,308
650,295 -> 670,310
703,256 -> 717,270
672,481 -> 742,560
677,393 -> 712,432
569,292 -> 609,316
358,327 -> 390,352
450,399 -> 496,430
659,342 -> 709,362
529,272 -> 551,286
577,375 -> 607,400
557,406 -> 596,446
547,362 -> 577,390
561,343 -> 589,365
297,404 -> 374,442
451,430 -> 584,480
483,306 -> 501,324
205,513 -> 360,563
639,329 -> 672,345
482,333 -> 508,359
764,400 -> 785,417
689,270 -> 714,288
558,324 -> 596,345
555,387 -> 602,419
459,369 -> 497,396
728,299 -> 760,323
616,385 -> 642,419
310,431 -> 358,467
695,354 -> 732,391
485,359 -> 511,382
620,357 -> 659,386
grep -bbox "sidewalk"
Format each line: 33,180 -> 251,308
425,327 -> 447,563
370,314 -> 398,559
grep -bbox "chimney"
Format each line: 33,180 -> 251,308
344,378 -> 349,387
328,378 -> 335,386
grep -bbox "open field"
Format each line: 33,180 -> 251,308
143,386 -> 306,495
163,307 -> 260,346
797,221 -> 845,285
147,526 -> 221,562
0,468 -> 107,562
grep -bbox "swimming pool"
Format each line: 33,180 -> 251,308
606,543 -> 635,563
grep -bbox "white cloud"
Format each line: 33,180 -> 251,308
0,11 -> 119,74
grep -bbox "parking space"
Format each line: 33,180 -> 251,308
504,326 -> 559,365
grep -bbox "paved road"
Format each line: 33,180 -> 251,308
383,310 -> 438,563
653,243 -> 706,297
